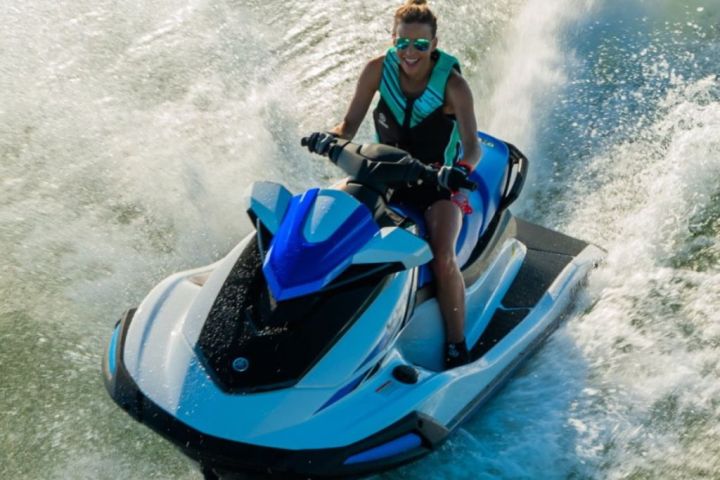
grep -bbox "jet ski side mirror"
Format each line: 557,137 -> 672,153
245,181 -> 293,235
351,227 -> 433,269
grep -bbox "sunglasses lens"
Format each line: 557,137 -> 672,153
414,39 -> 430,51
395,38 -> 411,50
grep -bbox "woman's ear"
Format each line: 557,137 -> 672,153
432,36 -> 439,51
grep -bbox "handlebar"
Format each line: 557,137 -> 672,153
458,177 -> 477,191
300,135 -> 477,192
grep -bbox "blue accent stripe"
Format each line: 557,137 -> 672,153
381,77 -> 406,115
356,325 -> 396,371
384,53 -> 400,78
424,85 -> 443,103
383,55 -> 406,101
381,69 -> 405,106
386,50 -> 400,68
107,324 -> 121,376
381,70 -> 406,112
343,433 -> 422,465
315,372 -> 367,413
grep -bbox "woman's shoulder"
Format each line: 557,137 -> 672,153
362,55 -> 386,79
445,69 -> 473,106
447,69 -> 470,91
356,55 -> 386,91
366,54 -> 386,71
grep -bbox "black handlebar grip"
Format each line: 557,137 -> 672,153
420,166 -> 438,186
460,178 -> 478,191
301,137 -> 309,147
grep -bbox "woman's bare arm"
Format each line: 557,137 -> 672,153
330,56 -> 384,140
446,72 -> 481,168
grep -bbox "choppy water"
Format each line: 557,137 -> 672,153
1,1 -> 719,479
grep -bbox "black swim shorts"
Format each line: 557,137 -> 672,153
389,182 -> 451,213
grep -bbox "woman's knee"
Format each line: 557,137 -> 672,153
430,249 -> 458,278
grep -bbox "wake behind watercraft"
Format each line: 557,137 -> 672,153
102,132 -> 604,479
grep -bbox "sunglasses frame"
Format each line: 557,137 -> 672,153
394,37 -> 432,52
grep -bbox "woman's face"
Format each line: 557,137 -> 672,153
393,22 -> 437,77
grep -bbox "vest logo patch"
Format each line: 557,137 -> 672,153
378,112 -> 389,130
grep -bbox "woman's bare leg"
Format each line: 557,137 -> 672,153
425,200 -> 465,344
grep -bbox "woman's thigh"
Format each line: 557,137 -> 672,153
424,200 -> 462,257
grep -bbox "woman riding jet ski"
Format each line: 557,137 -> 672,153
322,0 -> 483,369
103,2 -> 604,477
102,130 -> 604,478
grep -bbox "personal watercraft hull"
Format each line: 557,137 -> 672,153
103,211 -> 602,479
103,133 -> 604,478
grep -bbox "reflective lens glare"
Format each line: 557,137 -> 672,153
395,37 -> 431,52
395,37 -> 411,50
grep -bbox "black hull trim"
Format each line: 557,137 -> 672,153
102,309 -> 449,479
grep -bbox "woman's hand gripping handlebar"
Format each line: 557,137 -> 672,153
301,133 -> 476,192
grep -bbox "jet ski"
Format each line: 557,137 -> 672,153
102,131 -> 604,479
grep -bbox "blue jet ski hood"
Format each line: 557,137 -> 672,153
263,188 -> 379,301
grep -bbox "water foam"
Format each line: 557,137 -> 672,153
564,75 -> 720,478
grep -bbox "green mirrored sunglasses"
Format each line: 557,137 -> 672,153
394,37 -> 431,52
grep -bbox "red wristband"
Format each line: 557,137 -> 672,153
456,161 -> 475,173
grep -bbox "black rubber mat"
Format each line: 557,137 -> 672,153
501,249 -> 573,309
514,217 -> 587,256
471,308 -> 529,359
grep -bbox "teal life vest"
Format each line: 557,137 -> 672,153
373,48 -> 462,166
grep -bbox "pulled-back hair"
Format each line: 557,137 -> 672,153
393,0 -> 438,37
